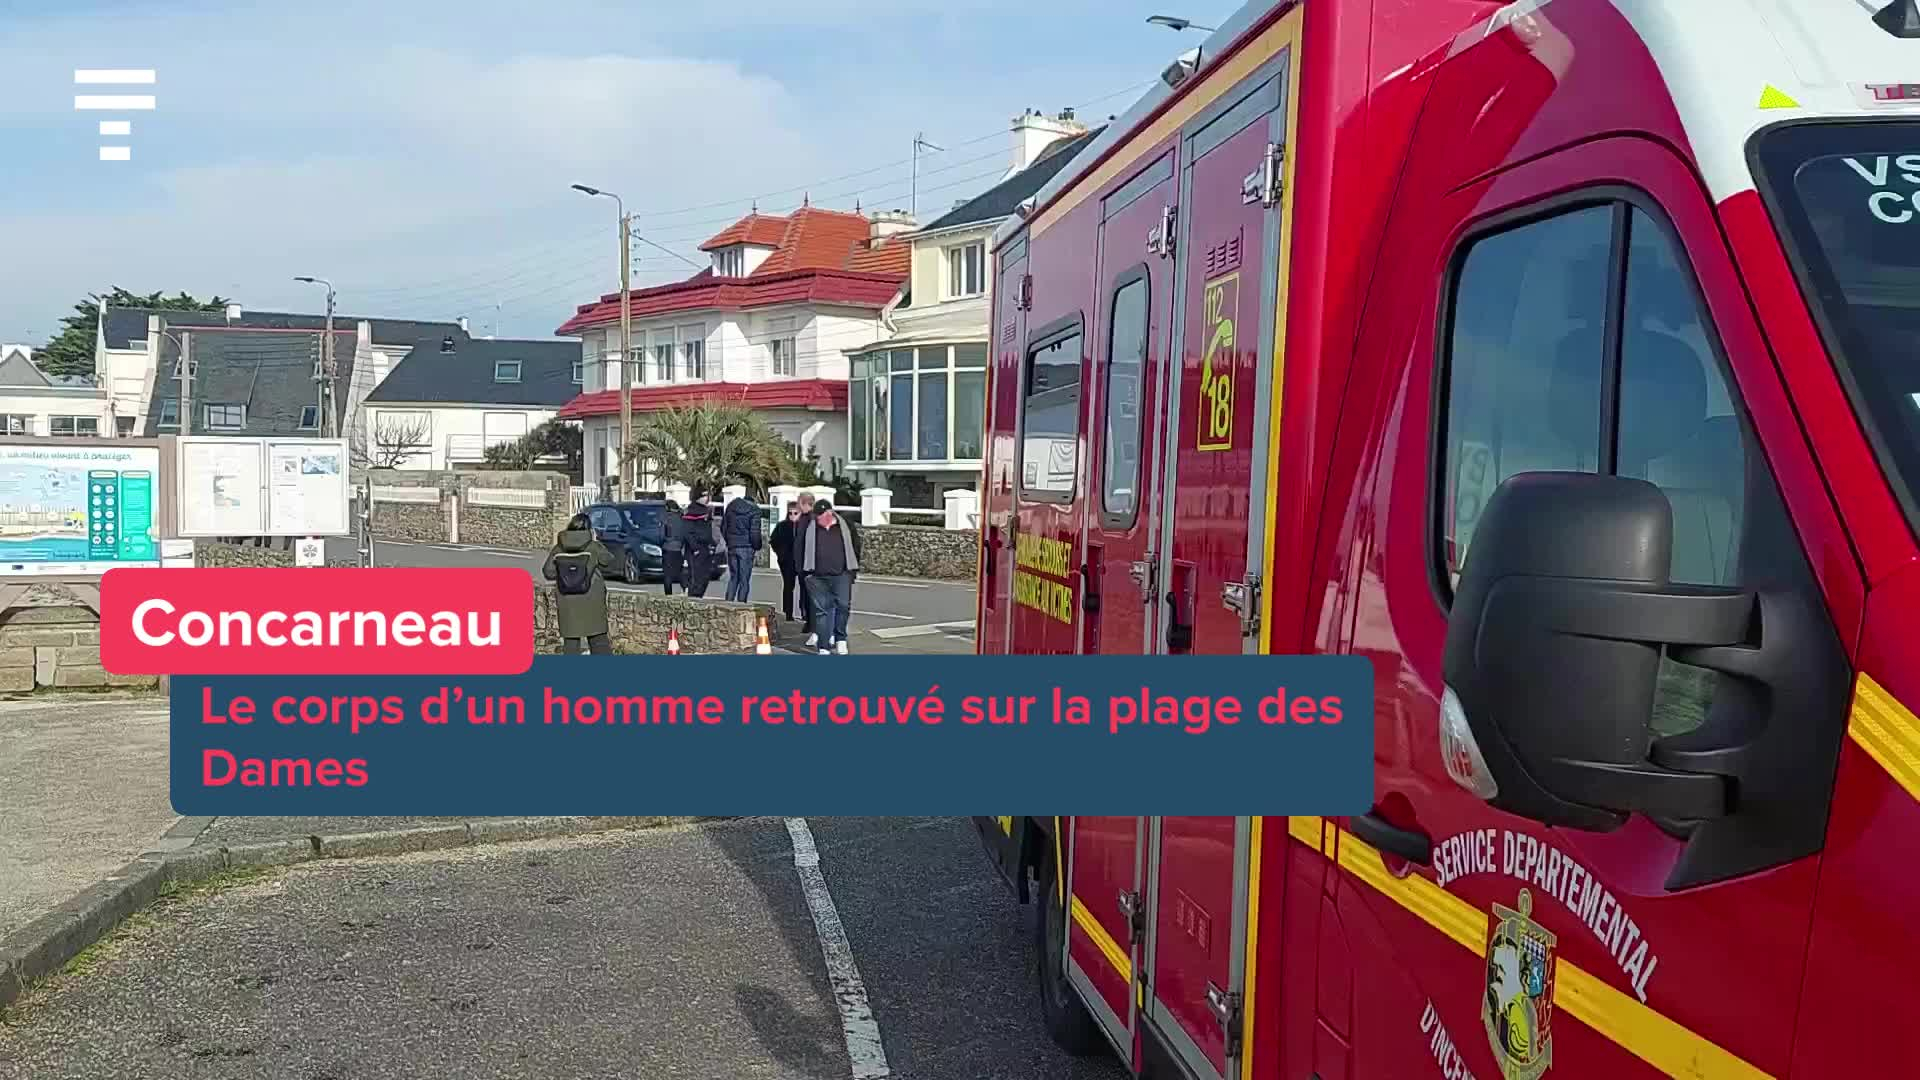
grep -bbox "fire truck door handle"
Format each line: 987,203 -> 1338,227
984,525 -> 1000,578
1080,550 -> 1101,614
1350,812 -> 1432,867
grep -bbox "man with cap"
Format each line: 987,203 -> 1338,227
800,499 -> 861,655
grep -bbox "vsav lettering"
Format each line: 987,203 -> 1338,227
1841,154 -> 1920,224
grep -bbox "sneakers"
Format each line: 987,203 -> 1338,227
805,632 -> 818,647
817,648 -> 832,656
835,640 -> 848,655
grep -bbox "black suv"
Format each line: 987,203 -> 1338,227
581,500 -> 725,585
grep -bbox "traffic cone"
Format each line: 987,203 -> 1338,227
666,628 -> 681,656
755,616 -> 772,655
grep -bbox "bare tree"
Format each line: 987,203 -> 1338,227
351,414 -> 431,469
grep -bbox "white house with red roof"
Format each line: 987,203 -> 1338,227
554,203 -> 913,493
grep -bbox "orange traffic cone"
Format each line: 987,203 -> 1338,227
755,616 -> 772,655
666,628 -> 681,656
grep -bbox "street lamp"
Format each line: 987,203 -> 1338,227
573,183 -> 634,501
1147,14 -> 1218,32
293,275 -> 338,439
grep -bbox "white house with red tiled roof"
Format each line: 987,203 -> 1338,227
554,203 -> 913,493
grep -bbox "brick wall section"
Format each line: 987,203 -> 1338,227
534,587 -> 776,655
857,525 -> 978,581
0,599 -> 156,693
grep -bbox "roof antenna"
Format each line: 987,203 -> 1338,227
1876,0 -> 1920,37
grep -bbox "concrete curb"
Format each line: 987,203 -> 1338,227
0,814 -> 702,1013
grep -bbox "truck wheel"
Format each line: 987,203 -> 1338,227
1033,841 -> 1105,1057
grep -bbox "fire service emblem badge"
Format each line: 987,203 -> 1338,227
1483,888 -> 1556,1080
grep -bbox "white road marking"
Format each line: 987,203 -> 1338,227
848,577 -> 932,589
851,609 -> 912,620
784,817 -> 890,1079
868,620 -> 976,640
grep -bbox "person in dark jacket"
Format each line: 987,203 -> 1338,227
680,489 -> 718,598
720,492 -> 762,603
542,513 -> 613,654
800,500 -> 861,654
768,500 -> 812,623
660,499 -> 686,595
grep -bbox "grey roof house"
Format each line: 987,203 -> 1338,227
361,334 -> 583,471
0,348 -> 111,437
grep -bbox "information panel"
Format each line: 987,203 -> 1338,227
176,437 -> 349,537
266,440 -> 347,536
0,443 -> 161,574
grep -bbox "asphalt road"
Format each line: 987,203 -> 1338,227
0,817 -> 1128,1080
329,538 -> 978,655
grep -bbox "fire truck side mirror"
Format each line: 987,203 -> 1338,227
1441,472 -> 1752,832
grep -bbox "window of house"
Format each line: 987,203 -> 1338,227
770,337 -> 797,377
205,404 -> 246,430
299,405 -> 320,430
157,398 -> 179,428
115,416 -> 134,436
918,346 -> 949,460
494,360 -> 521,383
716,248 -> 745,277
1439,201 -> 1748,594
652,330 -> 675,382
1103,271 -> 1150,524
850,353 -> 871,461
572,362 -> 584,384
847,343 -> 987,464
1020,323 -> 1083,499
679,326 -> 706,380
51,416 -> 99,437
946,241 -> 986,299
954,344 -> 987,460
0,415 -> 31,435
890,350 -> 915,461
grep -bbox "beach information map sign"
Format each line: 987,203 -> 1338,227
0,443 -> 160,575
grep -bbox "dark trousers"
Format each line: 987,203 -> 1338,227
726,548 -> 755,602
805,573 -> 851,645
662,548 -> 684,595
562,633 -> 612,655
780,566 -> 811,621
685,548 -> 714,597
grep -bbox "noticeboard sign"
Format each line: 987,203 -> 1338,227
175,437 -> 349,538
0,442 -> 162,575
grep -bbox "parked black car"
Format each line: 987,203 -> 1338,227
581,500 -> 725,585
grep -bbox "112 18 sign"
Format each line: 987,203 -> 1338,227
1198,271 -> 1239,451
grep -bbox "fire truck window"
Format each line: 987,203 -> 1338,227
1103,275 -> 1149,523
1441,205 -> 1614,578
1620,208 -> 1746,590
1022,329 -> 1083,499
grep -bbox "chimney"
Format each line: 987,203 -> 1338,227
457,316 -> 469,333
869,210 -> 917,242
1009,107 -> 1088,175
224,302 -> 242,323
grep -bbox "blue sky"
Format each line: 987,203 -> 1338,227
0,0 -> 1234,343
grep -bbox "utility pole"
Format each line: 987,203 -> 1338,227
178,331 -> 192,436
295,276 -> 337,438
912,133 -> 945,218
618,209 -> 632,501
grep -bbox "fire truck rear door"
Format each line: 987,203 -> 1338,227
976,239 -> 1028,656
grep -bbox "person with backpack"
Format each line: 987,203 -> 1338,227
679,488 -> 719,599
660,499 -> 686,595
720,491 -> 763,603
542,513 -> 613,654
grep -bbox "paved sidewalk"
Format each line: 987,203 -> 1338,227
0,694 -> 174,943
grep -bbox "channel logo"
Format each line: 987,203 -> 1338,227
73,69 -> 155,161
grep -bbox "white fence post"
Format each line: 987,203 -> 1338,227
804,485 -> 837,510
768,484 -> 801,518
944,488 -> 979,531
861,487 -> 892,527
664,481 -> 691,506
721,483 -> 748,506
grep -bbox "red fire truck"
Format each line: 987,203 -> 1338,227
973,0 -> 1920,1076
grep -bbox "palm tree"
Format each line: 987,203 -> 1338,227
625,402 -> 797,498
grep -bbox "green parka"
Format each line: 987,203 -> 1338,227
543,527 -> 613,640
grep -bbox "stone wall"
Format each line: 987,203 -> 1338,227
359,470 -> 572,550
0,591 -> 155,693
195,541 -> 360,569
858,525 -> 978,581
534,586 -> 777,655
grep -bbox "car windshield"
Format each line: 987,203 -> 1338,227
623,504 -> 664,538
1753,119 -> 1920,533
